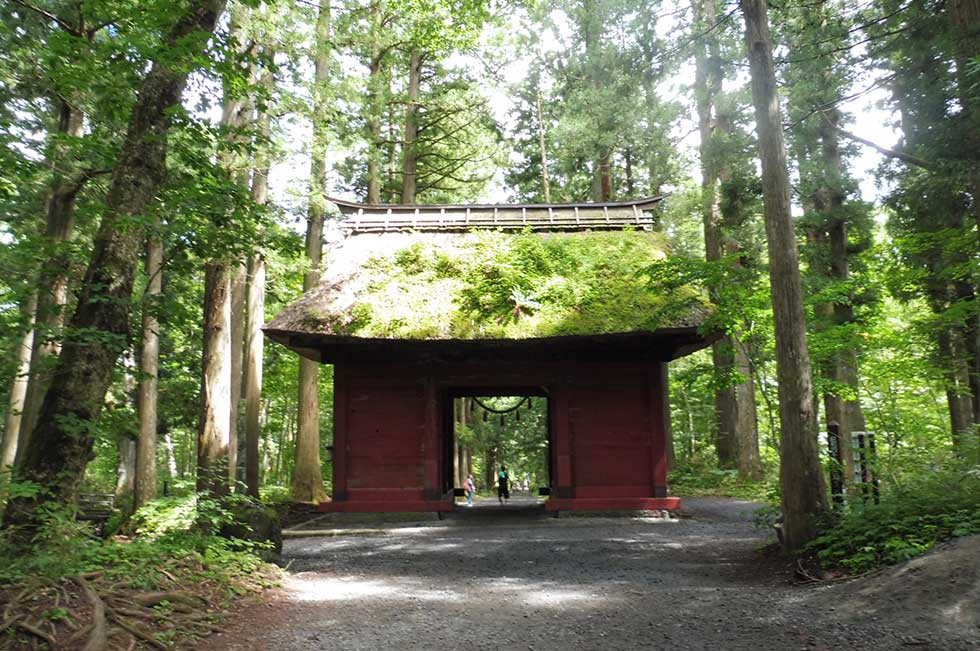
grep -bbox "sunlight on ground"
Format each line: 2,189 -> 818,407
288,576 -> 395,602
287,576 -> 460,603
287,573 -> 611,608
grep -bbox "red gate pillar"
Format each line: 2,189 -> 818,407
332,366 -> 349,501
651,362 -> 669,498
422,377 -> 442,500
552,385 -> 573,499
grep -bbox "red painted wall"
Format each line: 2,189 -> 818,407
330,361 -> 670,507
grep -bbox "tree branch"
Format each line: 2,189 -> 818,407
835,127 -> 938,171
10,0 -> 80,35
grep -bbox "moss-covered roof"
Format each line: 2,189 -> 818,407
265,229 -> 711,344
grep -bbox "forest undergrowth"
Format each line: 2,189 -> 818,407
671,453 -> 980,575
0,489 -> 280,651
807,459 -> 980,573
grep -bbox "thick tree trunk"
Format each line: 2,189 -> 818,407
244,254 -> 265,497
949,0 -> 980,435
695,0 -> 761,480
967,315 -> 980,436
134,234 -> 163,511
16,101 -> 86,462
2,294 -> 35,473
116,437 -> 136,500
536,92 -> 551,203
2,0 -> 226,535
366,5 -> 384,205
228,264 -> 245,487
938,326 -> 976,449
741,0 -> 828,551
292,0 -> 331,504
217,6 -> 252,491
400,49 -> 422,205
244,90 -> 271,498
590,151 -> 613,202
197,262 -> 232,497
820,112 -> 866,481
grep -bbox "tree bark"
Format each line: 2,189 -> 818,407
741,0 -> 828,551
400,49 -> 422,204
16,100 -> 86,462
536,92 -> 551,203
366,3 -> 384,205
116,437 -> 136,500
228,264 -> 245,487
591,151 -> 613,202
217,5 -> 252,491
949,0 -> 980,436
2,293 -> 35,474
134,233 -> 163,511
244,81 -> 271,498
3,0 -> 227,535
695,0 -> 761,480
938,325 -> 975,449
820,112 -> 868,472
197,262 -> 232,497
292,0 -> 331,504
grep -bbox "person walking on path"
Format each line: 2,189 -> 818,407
465,474 -> 475,506
497,465 -> 510,504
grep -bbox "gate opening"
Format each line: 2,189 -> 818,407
444,389 -> 551,509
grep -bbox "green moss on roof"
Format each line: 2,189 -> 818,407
268,230 -> 711,340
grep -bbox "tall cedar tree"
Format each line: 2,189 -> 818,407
783,0 -> 872,485
134,228 -> 162,510
3,0 -> 227,535
740,0 -> 828,551
16,98 -> 86,464
294,0 -> 331,503
244,49 -> 273,497
693,0 -> 762,479
876,0 -> 979,449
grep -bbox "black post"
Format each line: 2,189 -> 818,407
856,431 -> 870,502
827,421 -> 844,507
867,432 -> 880,505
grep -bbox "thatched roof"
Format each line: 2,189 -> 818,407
265,225 -> 714,363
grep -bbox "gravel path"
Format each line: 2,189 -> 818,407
208,497 -> 976,651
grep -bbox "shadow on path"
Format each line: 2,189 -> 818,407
208,497 -> 974,651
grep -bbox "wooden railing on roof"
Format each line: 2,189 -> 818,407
329,196 -> 665,234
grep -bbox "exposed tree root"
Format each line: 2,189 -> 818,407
131,592 -> 203,609
75,575 -> 108,651
0,556 -> 277,650
109,614 -> 167,650
14,621 -> 55,646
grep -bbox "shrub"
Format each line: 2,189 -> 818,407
808,462 -> 980,572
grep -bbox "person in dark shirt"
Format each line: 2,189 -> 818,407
497,465 -> 510,504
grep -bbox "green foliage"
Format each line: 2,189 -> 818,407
809,462 -> 980,572
260,485 -> 293,507
463,396 -> 549,491
506,0 -> 682,201
0,493 -> 276,588
669,463 -> 775,502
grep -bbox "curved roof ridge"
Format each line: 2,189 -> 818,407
327,195 -> 666,213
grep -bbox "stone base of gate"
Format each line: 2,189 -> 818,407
315,500 -> 453,513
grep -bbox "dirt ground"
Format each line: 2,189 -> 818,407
207,496 -> 980,651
